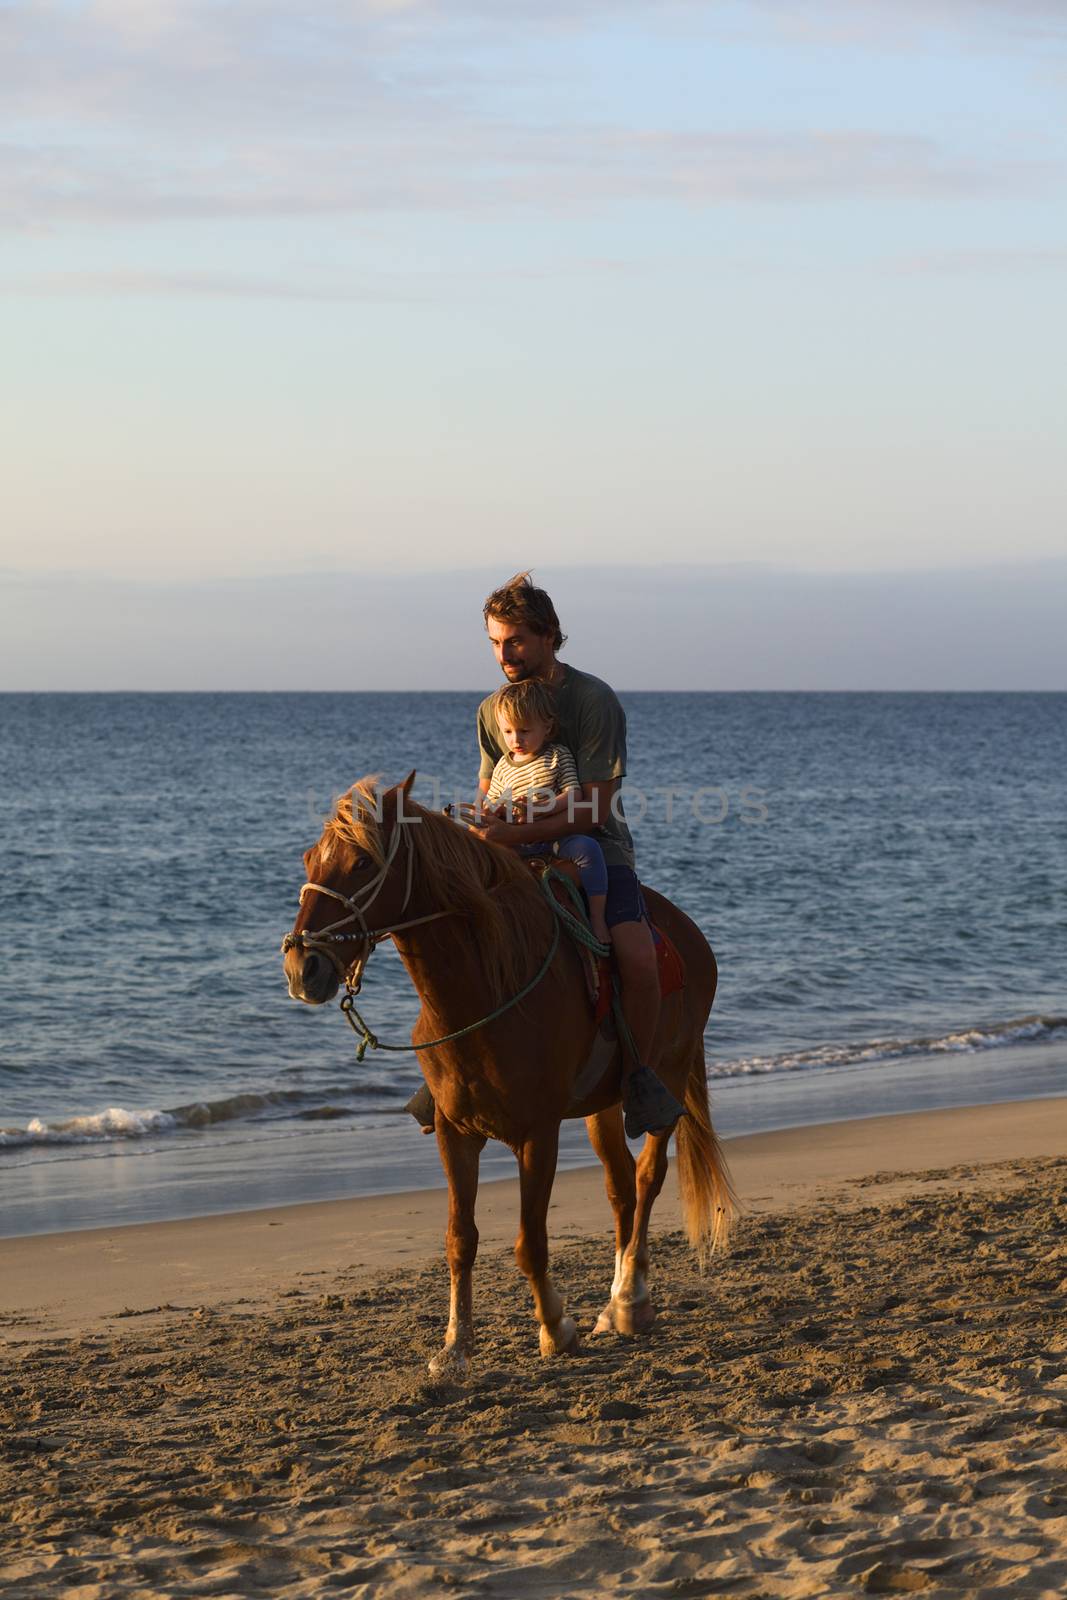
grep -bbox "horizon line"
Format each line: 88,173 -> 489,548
2,687 -> 1064,697
4,555 -> 1067,587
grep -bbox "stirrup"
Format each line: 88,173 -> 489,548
405,1083 -> 436,1132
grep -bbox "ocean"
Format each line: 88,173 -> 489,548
1,691 -> 1064,1237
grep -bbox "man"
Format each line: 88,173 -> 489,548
407,571 -> 683,1138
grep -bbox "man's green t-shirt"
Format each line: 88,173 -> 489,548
477,663 -> 635,870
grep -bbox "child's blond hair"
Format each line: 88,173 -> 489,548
491,678 -> 559,738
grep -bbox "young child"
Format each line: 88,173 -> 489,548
480,679 -> 611,946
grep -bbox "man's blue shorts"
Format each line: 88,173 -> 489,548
604,864 -> 650,930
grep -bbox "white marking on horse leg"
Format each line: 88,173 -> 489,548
592,1249 -> 626,1336
610,1248 -> 624,1299
616,1261 -> 653,1331
604,1129 -> 668,1336
619,1257 -> 648,1307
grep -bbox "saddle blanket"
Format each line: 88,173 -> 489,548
535,860 -> 686,1018
593,920 -> 686,1021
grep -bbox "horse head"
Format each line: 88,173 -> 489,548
282,771 -> 417,1005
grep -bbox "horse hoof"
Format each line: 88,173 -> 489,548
428,1345 -> 470,1380
591,1302 -> 617,1336
540,1316 -> 579,1359
611,1297 -> 655,1337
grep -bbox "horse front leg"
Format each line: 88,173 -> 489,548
429,1115 -> 486,1379
516,1128 -> 579,1359
587,1121 -> 671,1337
611,1127 -> 671,1335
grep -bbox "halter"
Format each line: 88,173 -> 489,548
282,820 -> 620,1066
280,814 -> 451,992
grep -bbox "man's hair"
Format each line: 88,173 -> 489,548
483,571 -> 567,652
491,678 -> 559,737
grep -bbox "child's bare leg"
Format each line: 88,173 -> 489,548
588,893 -> 610,947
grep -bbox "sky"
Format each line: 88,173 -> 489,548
2,1 -> 1065,686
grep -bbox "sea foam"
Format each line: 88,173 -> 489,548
707,1013 -> 1067,1080
0,1078 -> 404,1152
3,1014 -> 1064,1152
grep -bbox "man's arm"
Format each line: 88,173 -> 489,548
477,698 -> 501,788
477,779 -> 617,846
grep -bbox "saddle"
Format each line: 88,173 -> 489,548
528,858 -> 686,1020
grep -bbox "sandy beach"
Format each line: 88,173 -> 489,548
2,1098 -> 1066,1597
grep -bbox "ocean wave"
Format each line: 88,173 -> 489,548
4,1014 -> 1063,1153
708,1013 -> 1067,1080
0,1078 -> 405,1152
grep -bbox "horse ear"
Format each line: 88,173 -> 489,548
384,770 -> 417,815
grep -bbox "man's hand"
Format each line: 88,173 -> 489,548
461,796 -> 505,824
475,819 -> 512,846
466,798 -> 511,841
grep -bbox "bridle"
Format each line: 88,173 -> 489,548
280,815 -> 452,995
281,813 -> 616,1066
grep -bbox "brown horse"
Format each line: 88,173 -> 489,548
282,773 -> 734,1376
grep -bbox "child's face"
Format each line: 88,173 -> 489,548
499,714 -> 551,763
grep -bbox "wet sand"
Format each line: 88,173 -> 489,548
2,1099 -> 1066,1597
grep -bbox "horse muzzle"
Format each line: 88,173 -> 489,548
283,943 -> 341,1005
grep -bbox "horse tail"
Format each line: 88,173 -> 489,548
676,1051 -> 737,1269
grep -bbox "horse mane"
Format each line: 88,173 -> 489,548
323,777 -> 549,1003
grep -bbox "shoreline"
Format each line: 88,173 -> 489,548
4,1095 -> 1065,1342
5,1033 -> 1065,1241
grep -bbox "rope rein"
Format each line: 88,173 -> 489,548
282,815 -> 638,1066
337,869 -> 631,1064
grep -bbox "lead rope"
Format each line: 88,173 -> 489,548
339,912 -> 563,1060
338,867 -> 641,1067
535,869 -> 643,1070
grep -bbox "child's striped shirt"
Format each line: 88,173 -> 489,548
484,742 -> 580,809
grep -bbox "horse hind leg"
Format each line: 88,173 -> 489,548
428,1118 -> 485,1379
598,1125 -> 672,1336
516,1129 -> 579,1359
585,1106 -> 638,1337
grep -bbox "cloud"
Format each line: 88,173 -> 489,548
0,267 -> 434,301
3,2 -> 1060,135
0,0 -> 1055,234
0,3 -> 462,133
0,125 -> 1011,233
6,251 -> 818,300
755,0 -> 1067,47
895,247 -> 1067,274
